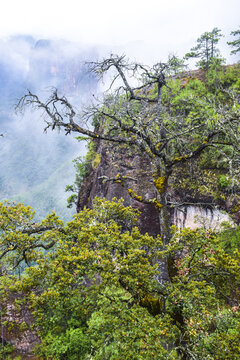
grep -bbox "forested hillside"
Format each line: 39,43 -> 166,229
0,28 -> 240,359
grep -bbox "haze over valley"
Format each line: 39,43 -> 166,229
0,35 -> 99,219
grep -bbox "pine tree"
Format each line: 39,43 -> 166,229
228,28 -> 240,55
185,28 -> 223,73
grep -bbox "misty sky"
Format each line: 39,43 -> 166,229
1,0 -> 239,63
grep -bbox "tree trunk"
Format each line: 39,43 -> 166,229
153,167 -> 171,285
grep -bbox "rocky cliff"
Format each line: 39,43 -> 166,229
77,138 -> 236,236
77,139 -> 161,237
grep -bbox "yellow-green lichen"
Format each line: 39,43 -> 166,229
145,147 -> 155,158
115,180 -> 123,186
155,142 -> 162,150
92,153 -> 101,169
115,174 -> 127,186
128,188 -> 143,202
154,176 -> 166,193
154,199 -> 163,210
231,204 -> 240,214
174,155 -> 189,162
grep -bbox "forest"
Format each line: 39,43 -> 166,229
0,28 -> 240,359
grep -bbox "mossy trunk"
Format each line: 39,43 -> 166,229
154,168 -> 172,285
153,165 -> 171,244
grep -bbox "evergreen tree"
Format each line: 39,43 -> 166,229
228,28 -> 240,55
185,28 -> 223,73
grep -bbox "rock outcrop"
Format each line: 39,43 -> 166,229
173,205 -> 233,230
77,139 -> 235,235
2,291 -> 40,358
77,139 -> 161,237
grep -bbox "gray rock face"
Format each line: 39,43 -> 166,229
173,206 -> 233,230
77,139 -> 161,237
77,139 -> 233,236
2,293 -> 40,357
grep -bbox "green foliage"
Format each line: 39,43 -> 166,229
160,62 -> 240,209
66,194 -> 78,209
228,28 -> 240,55
185,28 -> 224,72
166,226 -> 240,359
87,288 -> 174,360
1,199 -> 167,358
66,139 -> 99,208
37,328 -> 90,360
0,343 -> 13,360
1,36 -> 240,358
218,174 -> 230,188
0,200 -> 64,271
92,197 -> 140,230
0,200 -> 240,359
165,55 -> 186,76
217,223 -> 240,253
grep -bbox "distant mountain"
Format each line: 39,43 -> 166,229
0,35 -> 99,220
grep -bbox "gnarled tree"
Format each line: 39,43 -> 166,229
17,55 -> 240,281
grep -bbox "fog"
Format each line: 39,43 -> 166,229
0,26 -> 239,220
1,0 -> 239,65
0,35 -> 99,220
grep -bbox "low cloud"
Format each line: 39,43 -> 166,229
0,35 -> 99,220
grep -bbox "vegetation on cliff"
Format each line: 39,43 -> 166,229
17,57 -> 240,245
0,199 -> 240,359
1,28 -> 240,358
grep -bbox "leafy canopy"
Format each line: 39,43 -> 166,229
1,199 -> 240,359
